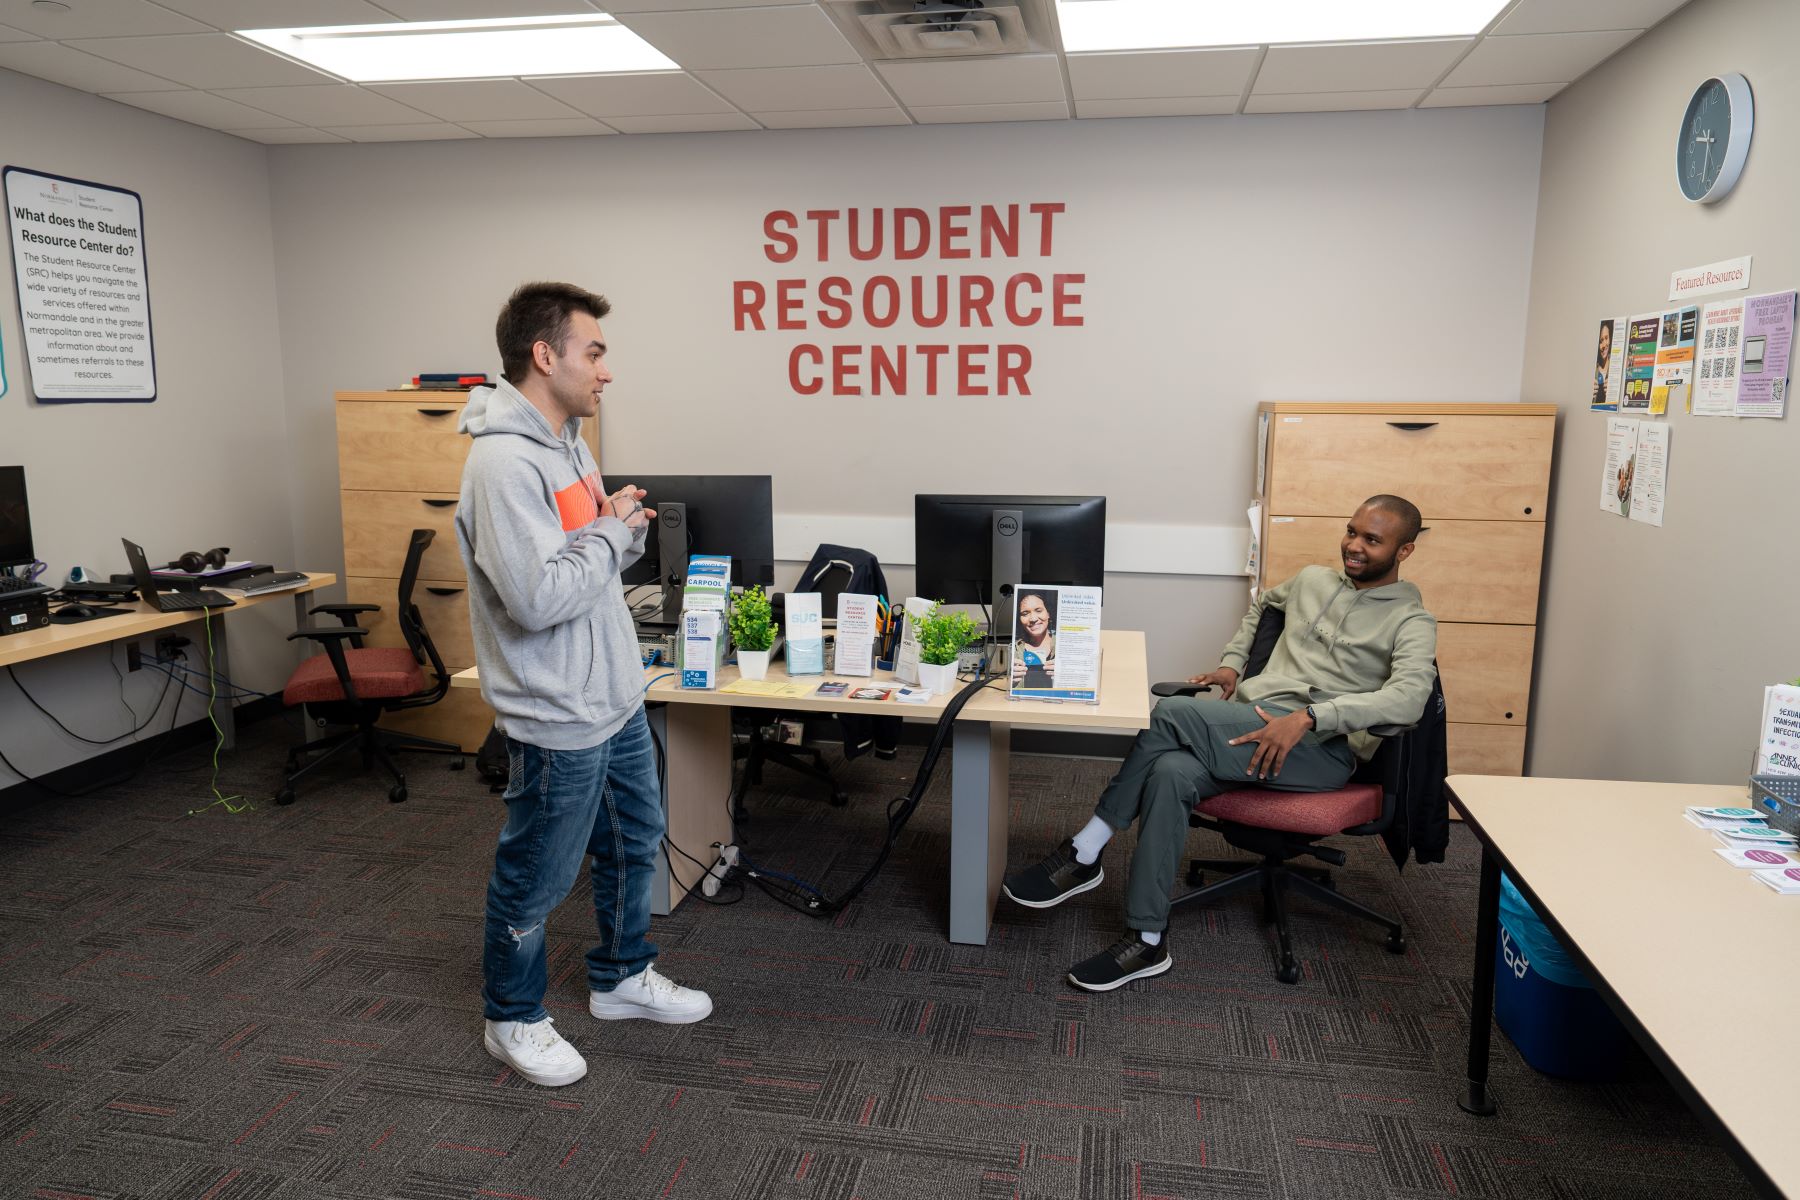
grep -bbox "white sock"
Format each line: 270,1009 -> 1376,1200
1070,816 -> 1113,864
1138,929 -> 1163,946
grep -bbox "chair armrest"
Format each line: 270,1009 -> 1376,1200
309,602 -> 379,627
1151,681 -> 1212,698
288,626 -> 369,642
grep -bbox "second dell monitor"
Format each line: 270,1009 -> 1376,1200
914,494 -> 1106,618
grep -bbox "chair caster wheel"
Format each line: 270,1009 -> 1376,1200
449,757 -> 466,771
1385,931 -> 1406,954
388,784 -> 408,804
830,792 -> 848,807
1185,865 -> 1204,886
1276,961 -> 1302,985
275,788 -> 296,806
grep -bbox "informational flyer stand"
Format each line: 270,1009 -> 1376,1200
4,167 -> 155,402
1009,584 -> 1101,703
834,592 -> 878,676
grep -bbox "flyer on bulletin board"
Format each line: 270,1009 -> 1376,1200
1694,298 -> 1745,416
1736,289 -> 1795,419
1589,317 -> 1625,410
1600,417 -> 1637,517
1650,305 -> 1698,416
1626,421 -> 1669,527
1619,314 -> 1659,412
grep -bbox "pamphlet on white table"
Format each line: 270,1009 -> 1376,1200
1757,684 -> 1800,776
1686,805 -> 1765,828
1753,865 -> 1800,894
785,592 -> 824,675
1715,846 -> 1800,870
1010,583 -> 1101,703
894,596 -> 930,686
834,593 -> 878,677
1713,825 -> 1799,850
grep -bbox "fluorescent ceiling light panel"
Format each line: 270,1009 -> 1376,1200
1056,0 -> 1509,52
237,14 -> 677,83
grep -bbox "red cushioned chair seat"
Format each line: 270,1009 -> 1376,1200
1195,782 -> 1383,836
283,647 -> 427,706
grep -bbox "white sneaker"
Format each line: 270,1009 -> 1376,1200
483,1017 -> 587,1087
590,964 -> 713,1024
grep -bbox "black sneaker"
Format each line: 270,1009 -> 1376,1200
1068,934 -> 1171,992
1002,840 -> 1104,909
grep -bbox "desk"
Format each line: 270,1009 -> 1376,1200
1448,774 -> 1794,1199
0,574 -> 337,750
452,629 -> 1151,942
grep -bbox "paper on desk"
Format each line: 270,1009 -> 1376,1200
1715,846 -> 1800,869
835,593 -> 878,676
719,678 -> 814,698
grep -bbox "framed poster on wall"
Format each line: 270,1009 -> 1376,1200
4,166 -> 156,403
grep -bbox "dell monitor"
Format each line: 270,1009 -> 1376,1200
914,494 -> 1107,622
613,474 -> 775,625
0,466 -> 34,571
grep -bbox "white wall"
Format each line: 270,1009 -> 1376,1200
268,106 -> 1545,682
0,68 -> 297,785
1522,0 -> 1799,783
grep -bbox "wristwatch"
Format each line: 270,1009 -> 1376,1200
1304,704 -> 1317,728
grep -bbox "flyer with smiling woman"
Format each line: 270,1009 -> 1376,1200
1009,583 -> 1101,703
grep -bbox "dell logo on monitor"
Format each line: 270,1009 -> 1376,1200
996,515 -> 1019,537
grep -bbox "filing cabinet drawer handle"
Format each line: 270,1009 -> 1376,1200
416,408 -> 457,417
1385,421 -> 1439,431
421,499 -> 457,508
425,587 -> 465,597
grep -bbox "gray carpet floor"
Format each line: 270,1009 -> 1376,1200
0,717 -> 1755,1200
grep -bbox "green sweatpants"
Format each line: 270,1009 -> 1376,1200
1095,695 -> 1356,933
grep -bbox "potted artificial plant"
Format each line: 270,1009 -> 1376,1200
729,584 -> 779,681
914,602 -> 979,694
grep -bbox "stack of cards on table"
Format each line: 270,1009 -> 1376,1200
1754,865 -> 1800,894
1692,806 -> 1800,892
893,686 -> 933,704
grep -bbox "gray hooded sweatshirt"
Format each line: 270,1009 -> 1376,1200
455,379 -> 647,750
1220,564 -> 1437,761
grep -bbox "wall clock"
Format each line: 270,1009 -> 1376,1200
1677,73 -> 1753,203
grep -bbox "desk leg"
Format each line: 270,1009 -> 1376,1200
1459,848 -> 1501,1116
649,703 -> 732,917
949,719 -> 1010,945
207,611 -> 236,751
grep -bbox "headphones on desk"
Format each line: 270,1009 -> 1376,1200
172,546 -> 231,572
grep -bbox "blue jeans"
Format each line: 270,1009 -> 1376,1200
482,707 -> 664,1023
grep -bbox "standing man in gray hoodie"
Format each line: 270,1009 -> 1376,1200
1003,495 -> 1437,992
458,281 -> 712,1088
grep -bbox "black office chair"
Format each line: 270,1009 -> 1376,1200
1160,607 -> 1447,983
275,529 -> 464,805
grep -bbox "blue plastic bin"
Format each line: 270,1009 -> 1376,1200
1493,874 -> 1632,1080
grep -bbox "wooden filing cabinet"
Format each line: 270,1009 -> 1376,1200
1255,402 -> 1556,776
335,390 -> 600,751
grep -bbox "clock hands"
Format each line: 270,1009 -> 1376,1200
1694,128 -> 1715,180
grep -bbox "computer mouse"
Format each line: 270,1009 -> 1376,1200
62,603 -> 97,619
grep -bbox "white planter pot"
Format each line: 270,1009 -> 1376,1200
737,649 -> 771,681
918,661 -> 959,693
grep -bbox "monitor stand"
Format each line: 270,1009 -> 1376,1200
989,506 -> 1023,620
650,500 -> 689,624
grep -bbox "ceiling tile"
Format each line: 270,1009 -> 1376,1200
1420,82 -> 1563,107
911,101 -> 1069,125
611,5 -> 856,70
322,122 -> 479,140
69,33 -> 339,88
1244,89 -> 1422,113
211,84 -> 437,125
227,127 -> 353,143
604,0 -> 802,10
153,0 -> 399,30
1066,48 -> 1258,102
696,64 -> 889,112
876,54 -> 1065,108
1075,96 -> 1239,118
369,79 -> 581,121
0,24 -> 39,42
1255,39 -> 1472,94
1,0 -> 208,39
525,71 -> 731,116
376,0 -> 605,14
1495,0 -> 1689,36
457,116 -> 616,136
753,107 -> 911,129
1442,30 -> 1640,87
0,41 -> 188,92
603,111 -> 758,133
105,88 -> 302,129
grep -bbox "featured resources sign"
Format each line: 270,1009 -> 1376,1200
5,166 -> 156,402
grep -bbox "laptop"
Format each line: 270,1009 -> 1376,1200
122,538 -> 236,612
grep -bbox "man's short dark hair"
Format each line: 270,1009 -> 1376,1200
495,282 -> 612,385
1362,494 -> 1423,544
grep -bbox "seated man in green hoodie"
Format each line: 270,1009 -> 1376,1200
1003,495 -> 1436,992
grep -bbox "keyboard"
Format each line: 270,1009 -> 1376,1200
157,589 -> 236,611
0,574 -> 50,596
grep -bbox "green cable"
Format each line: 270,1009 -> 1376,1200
187,610 -> 253,816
